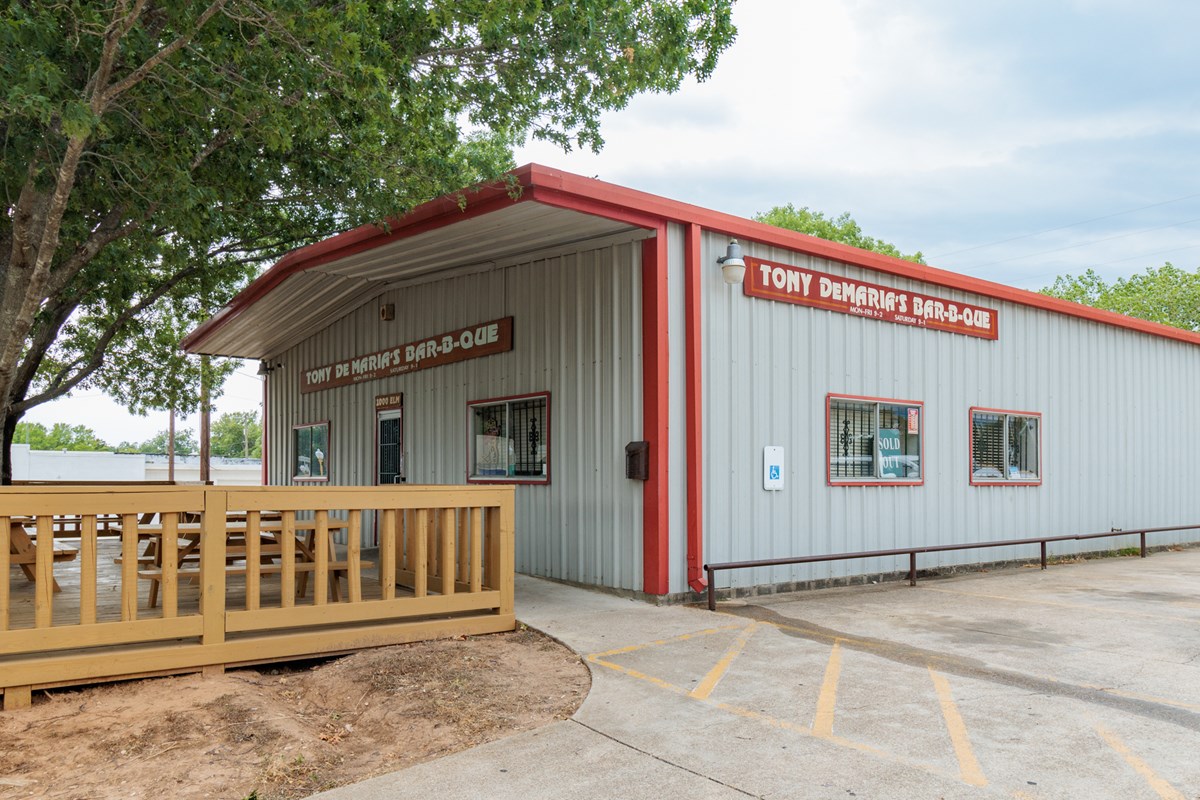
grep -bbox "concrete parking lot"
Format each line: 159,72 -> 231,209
317,548 -> 1200,799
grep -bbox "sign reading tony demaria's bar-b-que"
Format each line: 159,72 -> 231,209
302,317 -> 513,393
744,257 -> 998,340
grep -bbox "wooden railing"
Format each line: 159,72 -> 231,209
0,485 -> 515,710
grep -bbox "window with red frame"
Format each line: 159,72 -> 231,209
468,393 -> 549,482
971,410 -> 1040,483
828,396 -> 922,483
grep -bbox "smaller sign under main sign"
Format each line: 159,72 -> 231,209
303,317 -> 513,393
744,257 -> 999,340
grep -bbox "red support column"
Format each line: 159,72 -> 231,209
684,224 -> 707,593
641,232 -> 670,595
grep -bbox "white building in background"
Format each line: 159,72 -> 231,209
11,444 -> 261,485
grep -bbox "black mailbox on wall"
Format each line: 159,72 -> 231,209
625,441 -> 649,481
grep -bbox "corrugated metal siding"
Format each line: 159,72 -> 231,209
266,233 -> 647,591
700,230 -> 1200,591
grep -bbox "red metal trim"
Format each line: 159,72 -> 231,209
968,406 -> 1044,487
826,393 -> 925,487
684,224 -> 706,593
642,232 -> 670,595
525,185 -> 670,232
464,391 -> 551,486
291,420 -> 331,483
186,163 -> 1200,355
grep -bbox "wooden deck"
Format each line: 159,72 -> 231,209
4,538 -> 398,630
0,485 -> 515,710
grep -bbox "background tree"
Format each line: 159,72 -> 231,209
1041,263 -> 1200,331
12,421 -> 110,451
756,205 -> 927,264
117,428 -> 199,456
0,1 -> 737,482
210,411 -> 261,459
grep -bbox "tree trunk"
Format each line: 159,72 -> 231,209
1,406 -> 21,486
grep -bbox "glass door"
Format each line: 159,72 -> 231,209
376,409 -> 404,484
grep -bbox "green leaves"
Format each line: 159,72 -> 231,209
13,422 -> 110,452
1,0 -> 737,441
1041,264 -> 1200,331
755,204 -> 927,264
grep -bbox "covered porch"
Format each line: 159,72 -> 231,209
0,484 -> 515,710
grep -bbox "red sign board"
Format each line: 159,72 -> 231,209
744,257 -> 998,340
302,317 -> 513,393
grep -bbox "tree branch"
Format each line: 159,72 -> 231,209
13,259 -> 211,413
98,1 -> 230,110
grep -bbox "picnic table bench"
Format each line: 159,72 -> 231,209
113,516 -> 371,607
6,518 -> 79,592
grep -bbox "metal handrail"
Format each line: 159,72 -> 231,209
703,523 -> 1200,611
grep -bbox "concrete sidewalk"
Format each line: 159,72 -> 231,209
312,551 -> 1200,799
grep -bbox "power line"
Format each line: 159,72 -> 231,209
956,215 -> 1200,272
929,191 -> 1200,260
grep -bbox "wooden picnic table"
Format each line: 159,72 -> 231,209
6,517 -> 79,593
112,516 -> 365,608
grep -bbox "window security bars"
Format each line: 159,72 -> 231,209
828,397 -> 921,483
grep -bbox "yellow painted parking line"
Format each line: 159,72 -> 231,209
587,656 -> 691,696
929,667 -> 988,787
715,700 -> 964,784
813,639 -> 843,737
690,622 -> 758,700
586,623 -> 747,660
1095,723 -> 1185,800
590,632 -> 973,789
923,586 -> 1190,624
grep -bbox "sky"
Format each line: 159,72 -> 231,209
22,0 -> 1200,446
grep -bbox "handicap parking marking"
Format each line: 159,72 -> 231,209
586,623 -> 753,696
585,621 -> 974,790
689,621 -> 759,700
584,609 -> 1200,796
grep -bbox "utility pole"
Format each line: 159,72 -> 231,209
199,356 -> 211,484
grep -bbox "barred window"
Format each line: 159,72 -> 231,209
971,408 -> 1040,484
827,395 -> 922,484
468,392 -> 549,483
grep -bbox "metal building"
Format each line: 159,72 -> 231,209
184,165 -> 1200,600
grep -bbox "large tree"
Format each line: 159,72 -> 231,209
1,1 -> 736,482
13,421 -> 110,451
1041,263 -> 1200,331
210,410 -> 261,458
116,427 -> 199,456
756,204 -> 926,264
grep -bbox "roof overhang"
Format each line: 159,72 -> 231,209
184,163 -> 1200,358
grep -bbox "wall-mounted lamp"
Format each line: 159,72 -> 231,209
257,360 -> 276,376
717,239 -> 746,285
380,303 -> 396,322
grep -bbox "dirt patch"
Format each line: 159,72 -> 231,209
0,628 -> 589,799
